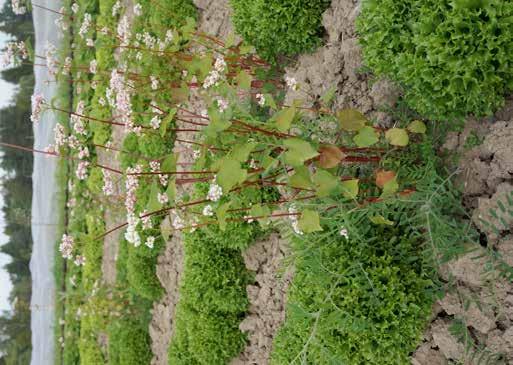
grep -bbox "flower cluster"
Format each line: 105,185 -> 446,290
202,204 -> 214,216
117,15 -> 131,47
71,100 -> 87,135
1,41 -> 28,68
256,93 -> 265,107
79,13 -> 92,39
285,76 -> 299,91
55,7 -> 69,31
11,0 -> 26,15
75,161 -> 90,180
89,59 -> 98,74
53,124 -> 67,149
30,93 -> 45,123
59,234 -> 74,259
144,236 -> 155,249
207,180 -> 223,202
45,42 -> 59,76
125,165 -> 143,245
203,56 -> 227,89
216,98 -> 229,113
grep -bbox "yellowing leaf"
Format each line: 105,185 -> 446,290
298,210 -> 323,233
376,170 -> 396,188
353,126 -> 379,147
274,107 -> 296,132
337,109 -> 367,131
318,145 -> 345,168
381,177 -> 399,198
385,128 -> 409,147
341,179 -> 359,199
369,215 -> 394,226
407,120 -> 427,134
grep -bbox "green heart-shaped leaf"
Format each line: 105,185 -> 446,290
354,126 -> 379,147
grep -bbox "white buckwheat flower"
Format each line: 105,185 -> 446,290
75,161 -> 90,180
89,59 -> 97,74
157,192 -> 169,205
339,228 -> 349,239
74,255 -> 86,266
150,76 -> 159,90
134,3 -> 142,16
31,94 -> 45,123
285,76 -> 299,91
144,236 -> 155,249
202,204 -> 214,216
207,181 -> 223,202
216,98 -> 229,113
256,93 -> 265,107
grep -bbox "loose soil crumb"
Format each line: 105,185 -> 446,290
230,234 -> 294,365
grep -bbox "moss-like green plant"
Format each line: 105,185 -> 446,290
167,222 -> 259,364
126,245 -> 164,300
230,0 -> 331,60
271,212 -> 433,364
108,319 -> 153,365
357,0 -> 513,120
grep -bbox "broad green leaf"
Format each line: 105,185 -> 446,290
407,120 -> 427,134
239,44 -> 254,55
353,126 -> 379,147
236,70 -> 252,90
381,177 -> 399,198
341,179 -> 359,199
216,202 -> 231,231
262,155 -> 278,173
231,142 -> 257,163
216,158 -> 247,192
160,108 -> 177,137
313,170 -> 339,197
385,128 -> 409,146
337,109 -> 367,131
161,153 -> 177,172
298,210 -> 323,233
283,138 -> 319,167
166,179 -> 176,202
225,33 -> 236,48
274,107 -> 296,132
249,204 -> 271,227
369,215 -> 394,225
147,181 -> 162,212
204,105 -> 232,138
265,93 -> 277,109
289,166 -> 313,189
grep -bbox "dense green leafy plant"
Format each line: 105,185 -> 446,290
271,205 -> 434,365
168,222 -> 258,364
108,318 -> 153,365
357,0 -> 513,120
230,0 -> 331,60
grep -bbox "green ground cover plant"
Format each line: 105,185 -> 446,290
357,0 -> 513,120
230,0 -> 331,60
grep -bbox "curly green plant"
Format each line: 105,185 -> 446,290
357,0 -> 513,120
230,0 -> 331,60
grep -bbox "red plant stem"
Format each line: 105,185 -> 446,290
128,170 -> 215,176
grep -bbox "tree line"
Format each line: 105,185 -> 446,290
0,2 -> 34,364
